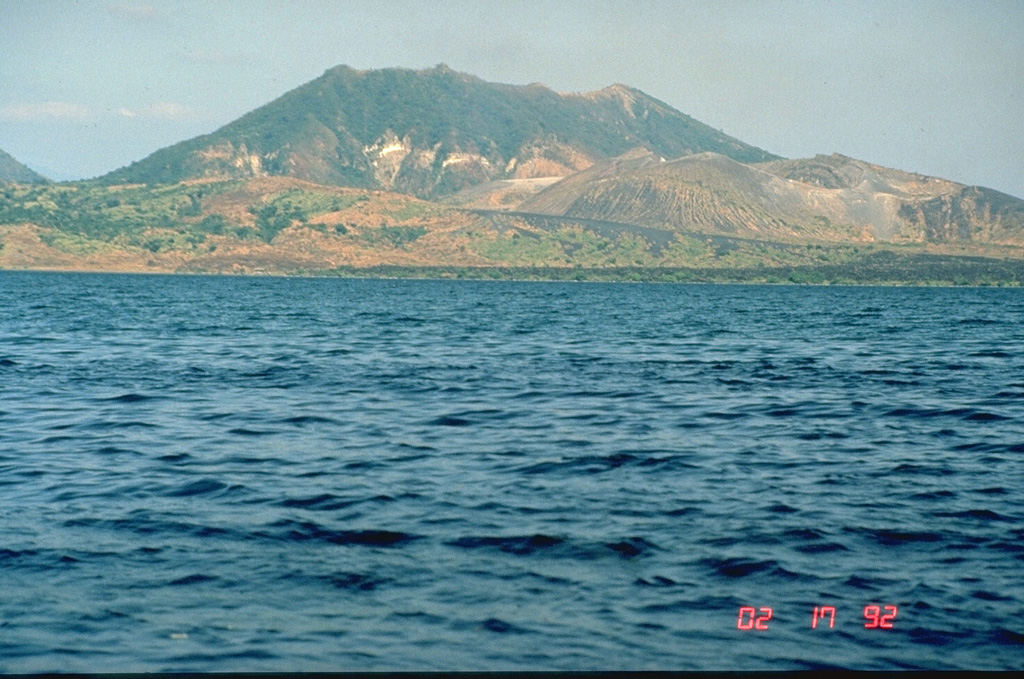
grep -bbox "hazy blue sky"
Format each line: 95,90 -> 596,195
1,0 -> 1021,197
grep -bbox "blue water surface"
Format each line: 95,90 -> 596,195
0,272 -> 1022,670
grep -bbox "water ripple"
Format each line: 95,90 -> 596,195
1,273 -> 1022,671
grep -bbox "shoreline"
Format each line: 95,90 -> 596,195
3,256 -> 1024,287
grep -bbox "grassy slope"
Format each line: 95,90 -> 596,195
1,177 -> 1022,284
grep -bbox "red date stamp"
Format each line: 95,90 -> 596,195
737,604 -> 898,630
736,606 -> 773,630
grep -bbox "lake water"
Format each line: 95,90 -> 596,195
0,272 -> 1022,671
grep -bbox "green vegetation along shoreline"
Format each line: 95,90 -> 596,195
307,251 -> 1024,286
4,253 -> 1024,286
2,177 -> 1023,286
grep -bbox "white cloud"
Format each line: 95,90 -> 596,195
0,101 -> 93,121
0,100 -> 197,123
116,103 -> 197,119
138,102 -> 197,119
106,4 -> 161,21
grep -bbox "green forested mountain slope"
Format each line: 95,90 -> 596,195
100,65 -> 778,198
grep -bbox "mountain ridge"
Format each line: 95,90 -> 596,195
100,64 -> 778,197
518,150 -> 1024,245
0,148 -> 48,184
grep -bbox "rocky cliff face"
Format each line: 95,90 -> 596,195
758,154 -> 1024,244
894,186 -> 1024,244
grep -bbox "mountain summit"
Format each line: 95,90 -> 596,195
101,65 -> 778,198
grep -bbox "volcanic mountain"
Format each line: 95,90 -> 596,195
101,64 -> 777,198
518,150 -> 1024,245
4,66 -> 1021,280
0,148 -> 48,184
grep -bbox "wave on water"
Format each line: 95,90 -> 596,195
0,274 -> 1022,671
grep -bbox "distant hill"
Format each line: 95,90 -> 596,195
2,173 -> 1023,283
101,65 -> 778,198
519,151 -> 1024,245
0,148 -> 48,184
